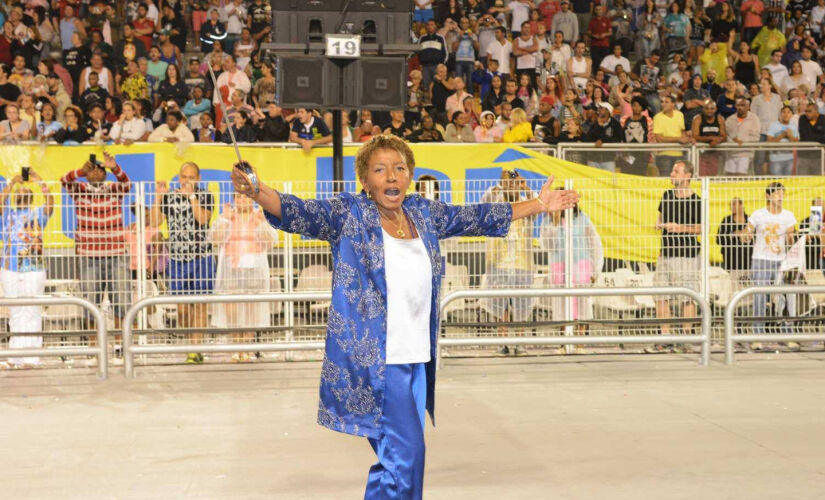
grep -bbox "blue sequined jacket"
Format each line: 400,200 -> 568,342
265,191 -> 513,438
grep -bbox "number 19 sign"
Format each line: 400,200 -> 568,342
325,34 -> 361,59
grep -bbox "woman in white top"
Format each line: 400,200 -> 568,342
751,77 -> 783,139
230,135 -> 580,499
0,104 -> 31,143
781,61 -> 812,98
110,101 -> 147,143
210,194 -> 278,362
234,27 -> 257,70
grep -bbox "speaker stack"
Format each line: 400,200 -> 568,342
267,0 -> 414,110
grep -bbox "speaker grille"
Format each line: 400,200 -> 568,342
277,56 -> 333,108
354,58 -> 407,110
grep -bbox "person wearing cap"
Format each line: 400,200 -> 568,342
551,0 -> 578,44
532,94 -> 561,144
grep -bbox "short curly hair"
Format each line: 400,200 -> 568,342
354,134 -> 416,181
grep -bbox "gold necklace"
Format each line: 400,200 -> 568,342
379,209 -> 406,238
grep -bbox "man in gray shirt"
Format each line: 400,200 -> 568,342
551,0 -> 579,44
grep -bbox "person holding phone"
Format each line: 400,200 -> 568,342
61,152 -> 132,355
0,169 -> 54,369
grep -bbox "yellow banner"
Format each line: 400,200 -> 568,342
0,143 -> 821,263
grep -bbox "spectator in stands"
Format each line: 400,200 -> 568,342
223,0 -> 246,56
716,197 -> 753,290
551,0 -> 577,44
752,78 -> 783,156
213,55 -> 250,122
183,85 -> 211,131
600,43 -> 631,79
765,105 -> 799,176
149,110 -> 195,143
429,63 -> 451,124
583,104 -> 622,171
0,170 -> 53,369
224,89 -> 255,124
503,108 -> 533,142
258,102 -> 291,142
741,182 -> 798,343
798,102 -> 825,174
724,98 -> 761,175
61,152 -> 130,336
445,76 -> 471,118
409,113 -> 444,142
588,4 -> 612,74
290,108 -> 332,153
485,27 -> 512,77
650,160 -> 701,353
631,49 -> 662,113
717,79 -> 738,118
200,7 -> 227,54
209,194 -> 278,362
35,102 -> 63,141
220,108 -> 257,143
513,21 -> 539,90
532,95 -> 560,144
384,110 -> 413,139
133,4 -> 156,52
79,70 -> 109,112
0,103 -> 29,143
115,23 -> 148,71
43,71 -> 71,120
763,49 -> 789,85
54,105 -> 87,143
444,111 -> 474,142
197,113 -> 217,142
798,47 -> 822,91
474,110 -> 503,142
481,74 -> 504,113
151,162 -> 215,364
567,40 -> 591,91
653,95 -> 691,174
109,100 -> 146,144
729,41 -> 760,88
252,62 -> 275,108
692,101 -> 727,176
419,19 -> 448,88
682,74 -> 710,127
781,61 -> 811,98
157,64 -> 188,109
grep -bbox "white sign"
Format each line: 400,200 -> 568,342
325,34 -> 361,59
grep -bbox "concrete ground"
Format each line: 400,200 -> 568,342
2,352 -> 825,500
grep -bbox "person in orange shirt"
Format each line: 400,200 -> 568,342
741,0 -> 765,43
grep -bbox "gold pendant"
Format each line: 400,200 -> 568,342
397,229 -> 405,237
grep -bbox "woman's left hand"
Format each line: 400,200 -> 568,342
538,175 -> 580,212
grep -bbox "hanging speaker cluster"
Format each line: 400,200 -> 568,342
276,56 -> 407,110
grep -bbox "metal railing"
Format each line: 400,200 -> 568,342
122,292 -> 331,378
724,285 -> 825,365
438,287 -> 713,366
0,297 -> 108,379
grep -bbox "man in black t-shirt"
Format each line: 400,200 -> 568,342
383,110 -> 413,139
248,0 -> 272,43
651,160 -> 702,350
150,162 -> 215,364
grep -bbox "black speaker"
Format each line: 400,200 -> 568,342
276,56 -> 337,108
271,6 -> 412,44
345,57 -> 407,110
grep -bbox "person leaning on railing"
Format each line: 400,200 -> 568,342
0,170 -> 53,369
229,134 -> 579,499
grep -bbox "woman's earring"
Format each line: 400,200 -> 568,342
366,190 -> 373,200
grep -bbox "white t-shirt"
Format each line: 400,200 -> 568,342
486,39 -> 512,75
509,1 -> 531,32
515,36 -> 537,70
799,59 -> 823,90
599,54 -> 631,73
764,63 -> 789,86
383,229 -> 432,364
224,3 -> 247,35
749,207 -> 797,261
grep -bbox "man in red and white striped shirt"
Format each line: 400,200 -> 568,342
61,152 -> 132,333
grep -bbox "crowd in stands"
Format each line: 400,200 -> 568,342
0,0 -> 825,168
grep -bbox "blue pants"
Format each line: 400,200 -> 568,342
365,363 -> 427,500
751,258 -> 795,335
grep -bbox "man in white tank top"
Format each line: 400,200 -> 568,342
513,22 -> 539,88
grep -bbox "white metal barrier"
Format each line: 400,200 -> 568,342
724,285 -> 825,365
122,292 -> 331,378
439,287 -> 712,366
0,297 -> 108,379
